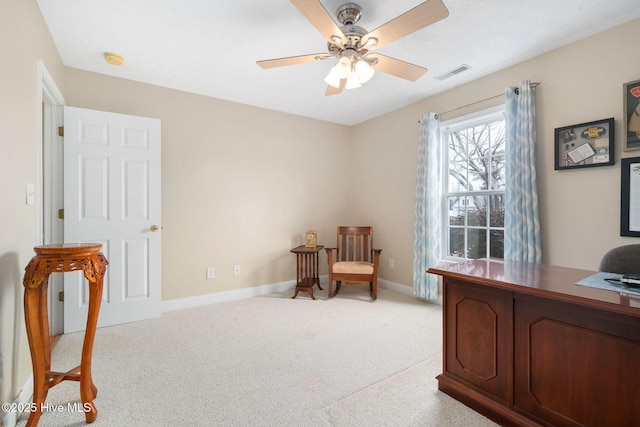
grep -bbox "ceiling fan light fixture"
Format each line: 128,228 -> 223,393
354,59 -> 375,84
345,72 -> 362,90
336,56 -> 352,78
324,67 -> 342,88
258,0 -> 450,96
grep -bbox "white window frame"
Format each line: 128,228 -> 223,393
440,105 -> 506,262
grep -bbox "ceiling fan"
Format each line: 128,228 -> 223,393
257,0 -> 449,96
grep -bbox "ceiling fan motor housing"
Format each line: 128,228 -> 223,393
336,3 -> 368,47
328,24 -> 368,52
336,3 -> 362,25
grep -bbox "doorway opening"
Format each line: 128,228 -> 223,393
39,60 -> 65,336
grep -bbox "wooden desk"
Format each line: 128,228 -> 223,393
428,259 -> 640,427
23,243 -> 108,426
290,245 -> 324,300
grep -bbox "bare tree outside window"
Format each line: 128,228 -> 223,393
444,113 -> 506,259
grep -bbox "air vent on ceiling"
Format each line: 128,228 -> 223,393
436,64 -> 471,81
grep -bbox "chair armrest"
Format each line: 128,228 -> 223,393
371,248 -> 382,267
325,247 -> 337,265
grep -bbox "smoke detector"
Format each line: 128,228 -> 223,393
104,52 -> 124,66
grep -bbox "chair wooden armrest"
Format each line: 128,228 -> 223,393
371,249 -> 382,267
325,247 -> 337,265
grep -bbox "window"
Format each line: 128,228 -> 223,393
442,107 -> 505,260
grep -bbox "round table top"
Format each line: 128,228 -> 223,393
33,243 -> 103,256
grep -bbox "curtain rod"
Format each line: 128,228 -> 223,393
419,82 -> 540,122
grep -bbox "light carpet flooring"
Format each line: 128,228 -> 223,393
17,285 -> 498,426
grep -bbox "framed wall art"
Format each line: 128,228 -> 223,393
623,78 -> 640,151
620,157 -> 640,237
554,118 -> 614,170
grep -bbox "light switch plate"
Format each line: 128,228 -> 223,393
26,183 -> 35,205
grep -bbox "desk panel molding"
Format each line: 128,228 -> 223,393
429,259 -> 640,427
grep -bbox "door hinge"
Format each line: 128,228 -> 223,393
58,291 -> 64,302
58,209 -> 64,219
58,126 -> 64,137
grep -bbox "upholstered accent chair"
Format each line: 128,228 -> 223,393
325,226 -> 382,300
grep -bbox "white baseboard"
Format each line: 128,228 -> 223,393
161,276 -> 439,313
379,278 -> 442,305
2,374 -> 33,427
378,278 -> 413,296
161,279 -> 299,313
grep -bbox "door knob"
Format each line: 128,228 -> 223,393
150,225 -> 159,232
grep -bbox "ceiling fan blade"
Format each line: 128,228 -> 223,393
363,0 -> 449,50
325,79 -> 346,96
369,54 -> 428,81
290,0 -> 345,44
257,53 -> 329,69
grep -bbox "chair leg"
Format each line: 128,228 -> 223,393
370,281 -> 377,301
330,281 -> 341,298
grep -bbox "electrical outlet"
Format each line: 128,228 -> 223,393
389,258 -> 395,270
206,267 -> 215,279
233,265 -> 241,276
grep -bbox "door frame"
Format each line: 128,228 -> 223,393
38,60 -> 65,335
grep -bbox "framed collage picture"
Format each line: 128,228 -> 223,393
554,118 -> 614,170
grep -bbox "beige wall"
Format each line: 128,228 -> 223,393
2,0 -> 639,414
64,18 -> 640,294
352,18 -> 640,286
62,70 -> 352,300
0,0 -> 66,413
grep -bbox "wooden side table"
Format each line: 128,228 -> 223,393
23,243 -> 108,426
290,245 -> 324,300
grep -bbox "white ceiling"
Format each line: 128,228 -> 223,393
37,0 -> 640,126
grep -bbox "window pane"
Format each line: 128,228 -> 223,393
468,158 -> 488,190
448,227 -> 465,258
467,196 -> 487,226
467,228 -> 487,259
467,125 -> 489,161
490,121 -> 506,156
490,195 -> 504,227
490,230 -> 504,258
490,156 -> 505,190
448,132 -> 467,161
448,196 -> 465,226
448,161 -> 467,192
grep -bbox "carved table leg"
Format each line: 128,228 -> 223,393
80,255 -> 106,423
23,269 -> 49,427
303,277 -> 316,300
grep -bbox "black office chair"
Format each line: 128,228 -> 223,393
598,244 -> 640,275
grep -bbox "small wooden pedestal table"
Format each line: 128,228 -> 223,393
290,245 -> 324,300
22,243 -> 108,426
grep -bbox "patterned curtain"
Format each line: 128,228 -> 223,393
413,112 -> 441,299
504,80 -> 542,263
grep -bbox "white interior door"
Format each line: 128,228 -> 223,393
63,106 -> 161,333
